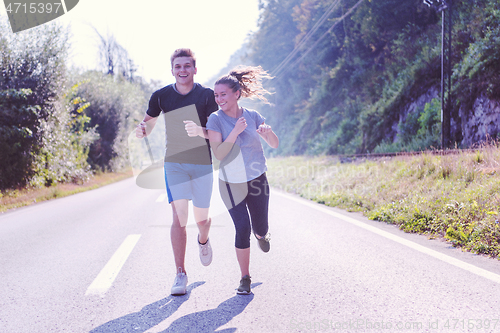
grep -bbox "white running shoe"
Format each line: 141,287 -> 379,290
171,268 -> 188,296
198,236 -> 213,266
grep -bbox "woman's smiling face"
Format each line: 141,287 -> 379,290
214,83 -> 240,112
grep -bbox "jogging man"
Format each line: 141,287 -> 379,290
136,48 -> 218,295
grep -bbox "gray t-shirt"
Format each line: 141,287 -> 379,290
206,108 -> 267,182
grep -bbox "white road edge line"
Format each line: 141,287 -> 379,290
275,191 -> 500,285
85,234 -> 141,296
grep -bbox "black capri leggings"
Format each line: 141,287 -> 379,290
219,173 -> 269,249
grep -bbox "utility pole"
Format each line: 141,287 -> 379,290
423,0 -> 452,149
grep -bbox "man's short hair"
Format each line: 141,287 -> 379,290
171,48 -> 196,68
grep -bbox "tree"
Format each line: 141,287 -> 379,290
74,71 -> 148,172
93,28 -> 137,81
0,18 -> 70,189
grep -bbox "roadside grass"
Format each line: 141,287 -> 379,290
267,144 -> 500,259
4,146 -> 500,259
0,169 -> 133,213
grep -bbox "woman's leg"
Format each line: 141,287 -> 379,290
246,173 -> 270,239
227,199 -> 252,276
235,247 -> 250,277
220,178 -> 253,277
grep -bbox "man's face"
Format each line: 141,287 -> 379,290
171,57 -> 197,85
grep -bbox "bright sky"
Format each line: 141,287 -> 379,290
1,0 -> 261,85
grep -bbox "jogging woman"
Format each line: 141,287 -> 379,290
206,66 -> 279,295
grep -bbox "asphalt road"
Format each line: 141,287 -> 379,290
1,176 -> 500,333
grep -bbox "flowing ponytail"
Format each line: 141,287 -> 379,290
215,66 -> 273,103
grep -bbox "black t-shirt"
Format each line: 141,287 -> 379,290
147,83 -> 218,164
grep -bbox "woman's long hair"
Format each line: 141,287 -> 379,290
215,66 -> 273,103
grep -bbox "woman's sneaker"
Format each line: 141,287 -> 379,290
255,233 -> 271,253
237,275 -> 252,295
171,268 -> 188,296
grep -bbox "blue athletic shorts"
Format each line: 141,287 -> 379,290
164,162 -> 213,208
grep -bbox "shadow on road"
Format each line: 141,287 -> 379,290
160,282 -> 262,333
89,281 -> 205,333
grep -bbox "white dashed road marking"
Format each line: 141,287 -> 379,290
86,234 -> 141,296
156,193 -> 167,202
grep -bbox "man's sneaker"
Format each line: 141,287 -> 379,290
171,268 -> 188,296
237,275 -> 251,295
255,233 -> 271,253
198,236 -> 213,266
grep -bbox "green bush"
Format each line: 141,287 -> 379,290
267,149 -> 500,258
73,71 -> 148,172
0,18 -> 71,189
0,89 -> 40,189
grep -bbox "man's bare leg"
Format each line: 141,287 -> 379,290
194,206 -> 212,266
171,199 -> 189,273
193,206 -> 210,244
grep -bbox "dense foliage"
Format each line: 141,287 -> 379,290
72,71 -> 148,172
0,18 -> 150,191
3,0 -> 499,191
221,0 -> 500,156
0,19 -> 79,189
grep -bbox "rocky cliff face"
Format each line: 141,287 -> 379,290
459,94 -> 500,147
392,88 -> 438,143
397,91 -> 500,148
